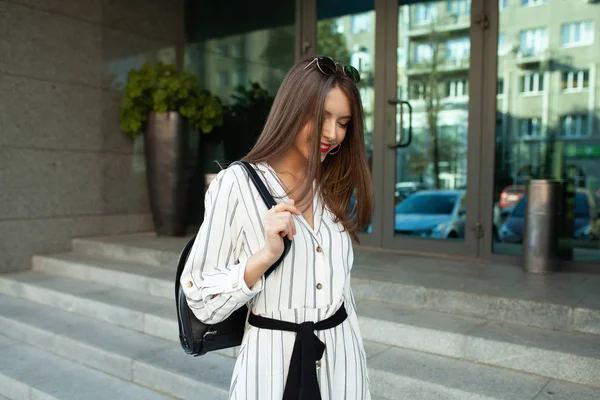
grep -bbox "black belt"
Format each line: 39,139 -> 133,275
248,304 -> 348,400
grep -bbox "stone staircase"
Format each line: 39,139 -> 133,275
0,233 -> 599,400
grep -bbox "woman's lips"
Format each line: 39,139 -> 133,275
320,143 -> 332,153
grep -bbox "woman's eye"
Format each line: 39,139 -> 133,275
338,122 -> 348,128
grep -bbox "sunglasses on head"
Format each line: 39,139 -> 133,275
303,57 -> 361,84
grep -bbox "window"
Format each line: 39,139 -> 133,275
499,0 -> 508,10
351,47 -> 372,73
446,38 -> 470,63
498,33 -> 510,55
218,44 -> 229,57
351,14 -> 371,34
447,79 -> 468,98
447,0 -> 471,17
218,71 -> 230,87
519,28 -> 548,56
497,77 -> 504,95
519,73 -> 544,94
415,43 -> 433,63
561,70 -> 590,91
410,82 -> 425,100
231,43 -> 243,58
415,3 -> 437,25
521,0 -> 547,6
561,115 -> 589,138
561,22 -> 594,47
519,118 -> 542,138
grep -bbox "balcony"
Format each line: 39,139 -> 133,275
406,14 -> 471,38
406,57 -> 470,76
514,48 -> 549,68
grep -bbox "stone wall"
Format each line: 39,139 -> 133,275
0,0 -> 181,272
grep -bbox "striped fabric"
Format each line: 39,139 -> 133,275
180,162 -> 371,400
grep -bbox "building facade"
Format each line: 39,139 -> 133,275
2,0 -> 598,273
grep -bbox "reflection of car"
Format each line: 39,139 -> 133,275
395,190 -> 466,239
395,182 -> 427,200
499,185 -> 526,212
498,188 -> 600,243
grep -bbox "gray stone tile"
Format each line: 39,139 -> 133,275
9,0 -> 102,23
0,215 -> 148,273
101,27 -> 175,90
357,300 -> 482,358
363,340 -> 391,360
101,152 -> 150,214
464,321 -> 600,387
0,295 -> 173,381
534,380 -> 600,400
0,148 -> 104,220
32,253 -> 173,298
0,75 -> 103,150
368,346 -> 548,400
102,0 -> 180,41
573,306 -> 600,335
0,2 -> 102,86
101,90 -> 145,153
145,305 -> 178,341
351,277 -> 427,308
0,341 -> 174,400
72,234 -> 184,267
134,346 -> 234,400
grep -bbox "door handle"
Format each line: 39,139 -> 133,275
387,99 -> 412,149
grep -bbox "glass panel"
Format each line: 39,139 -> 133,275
184,1 -> 295,224
185,0 -> 296,170
493,0 -> 600,263
394,0 -> 470,241
317,0 -> 376,234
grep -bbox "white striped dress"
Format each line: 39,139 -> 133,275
180,162 -> 371,400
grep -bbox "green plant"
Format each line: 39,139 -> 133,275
120,62 -> 223,138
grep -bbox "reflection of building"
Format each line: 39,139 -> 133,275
496,0 -> 599,193
185,27 -> 295,103
398,0 -> 471,189
319,12 -> 377,160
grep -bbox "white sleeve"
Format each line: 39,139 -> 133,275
179,166 -> 264,324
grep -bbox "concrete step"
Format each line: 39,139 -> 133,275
365,344 -> 600,400
1,270 -> 599,389
32,252 -> 174,299
0,295 -> 232,400
3,296 -> 597,400
0,334 -> 176,400
358,299 -> 600,389
69,235 -> 600,336
71,234 -> 184,268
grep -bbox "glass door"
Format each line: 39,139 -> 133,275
381,0 -> 485,256
490,0 -> 600,266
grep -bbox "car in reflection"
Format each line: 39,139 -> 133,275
498,188 -> 600,243
394,190 -> 466,239
395,182 -> 427,200
499,185 -> 526,214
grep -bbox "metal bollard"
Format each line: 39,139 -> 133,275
523,180 -> 563,274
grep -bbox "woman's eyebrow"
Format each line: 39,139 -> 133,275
324,110 -> 352,119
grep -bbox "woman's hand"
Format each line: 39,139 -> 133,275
242,200 -> 301,289
262,199 -> 301,263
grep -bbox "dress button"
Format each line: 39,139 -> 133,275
315,361 -> 321,369
232,282 -> 239,289
186,281 -> 193,288
316,283 -> 323,290
316,246 -> 322,253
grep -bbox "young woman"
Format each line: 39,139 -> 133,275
180,56 -> 374,400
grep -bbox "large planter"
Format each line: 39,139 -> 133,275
145,111 -> 189,236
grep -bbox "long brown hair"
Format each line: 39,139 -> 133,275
243,57 -> 373,241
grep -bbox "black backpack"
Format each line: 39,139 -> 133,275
175,161 -> 292,356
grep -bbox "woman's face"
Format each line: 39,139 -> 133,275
294,86 -> 352,163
